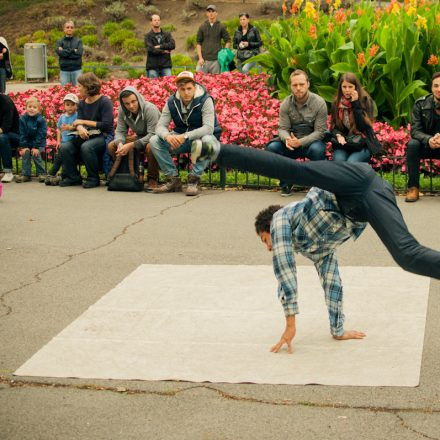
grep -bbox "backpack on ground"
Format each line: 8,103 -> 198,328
107,149 -> 143,192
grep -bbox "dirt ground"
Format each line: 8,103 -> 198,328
1,0 -> 280,60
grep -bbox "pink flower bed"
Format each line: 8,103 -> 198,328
9,72 -> 439,174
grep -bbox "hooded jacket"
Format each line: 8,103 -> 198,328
156,83 -> 221,141
114,86 -> 161,151
19,113 -> 47,150
55,35 -> 83,72
0,37 -> 12,76
0,94 -> 19,134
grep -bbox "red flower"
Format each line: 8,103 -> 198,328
427,54 -> 439,66
357,52 -> 366,66
369,44 -> 380,58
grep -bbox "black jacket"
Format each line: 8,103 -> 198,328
144,29 -> 175,70
0,93 -> 19,134
410,94 -> 438,146
55,36 -> 83,72
233,24 -> 262,60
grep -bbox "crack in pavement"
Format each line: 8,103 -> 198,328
396,413 -> 439,440
1,376 -> 439,420
0,194 -> 203,319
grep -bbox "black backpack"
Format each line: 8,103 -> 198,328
107,149 -> 143,192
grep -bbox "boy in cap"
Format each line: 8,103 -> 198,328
45,93 -> 78,185
149,71 -> 221,195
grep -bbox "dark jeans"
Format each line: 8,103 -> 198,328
266,139 -> 326,188
0,68 -> 6,94
60,135 -> 106,182
0,132 -> 19,170
406,138 -> 440,188
49,151 -> 63,176
216,144 -> 440,279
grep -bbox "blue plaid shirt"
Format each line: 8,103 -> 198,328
271,187 -> 366,336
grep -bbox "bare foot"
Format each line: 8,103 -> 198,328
333,330 -> 366,340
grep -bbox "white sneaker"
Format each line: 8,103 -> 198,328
1,172 -> 14,183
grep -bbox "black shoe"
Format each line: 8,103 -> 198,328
280,185 -> 293,197
60,177 -> 82,187
82,179 -> 100,189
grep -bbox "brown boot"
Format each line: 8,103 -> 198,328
152,176 -> 182,193
144,178 -> 158,192
405,186 -> 419,202
185,175 -> 200,196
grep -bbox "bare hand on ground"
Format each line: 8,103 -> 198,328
270,316 -> 296,353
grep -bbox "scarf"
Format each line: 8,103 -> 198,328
338,97 -> 352,130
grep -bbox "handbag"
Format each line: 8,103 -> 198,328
237,48 -> 257,61
365,128 -> 384,155
107,149 -> 143,192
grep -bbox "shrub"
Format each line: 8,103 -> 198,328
122,38 -> 145,55
171,54 -> 195,68
82,62 -> 109,78
16,35 -> 31,48
184,0 -> 206,10
108,29 -> 135,46
224,18 -> 239,38
77,24 -> 97,37
104,1 -> 127,21
47,56 -> 57,67
130,55 -> 144,62
121,18 -> 135,30
162,24 -> 176,32
82,35 -> 99,47
181,8 -> 197,23
77,0 -> 95,8
125,67 -> 144,79
112,55 -> 123,65
11,54 -> 25,68
136,4 -> 160,19
44,15 -> 66,30
186,35 -> 196,50
32,30 -> 46,41
48,29 -> 64,44
103,21 -> 120,36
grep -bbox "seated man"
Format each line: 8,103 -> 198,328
266,69 -> 328,196
109,86 -> 161,191
150,70 -> 221,196
405,72 -> 440,202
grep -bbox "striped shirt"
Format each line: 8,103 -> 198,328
271,187 -> 366,336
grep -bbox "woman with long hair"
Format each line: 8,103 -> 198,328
330,72 -> 376,162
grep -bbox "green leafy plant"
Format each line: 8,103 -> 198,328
122,38 -> 145,55
82,34 -> 99,47
103,21 -> 120,36
121,18 -> 135,29
112,55 -> 124,65
103,1 -> 127,21
77,24 -> 97,37
186,35 -> 196,50
108,29 -> 135,47
82,62 -> 109,78
162,24 -> 176,32
136,4 -> 160,19
16,35 -> 31,48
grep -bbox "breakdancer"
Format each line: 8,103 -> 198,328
191,141 -> 440,353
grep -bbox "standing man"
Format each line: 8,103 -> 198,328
144,14 -> 176,79
405,72 -> 440,202
109,86 -> 161,191
56,21 -> 83,87
150,71 -> 221,196
196,4 -> 230,75
0,93 -> 20,182
0,36 -> 12,93
266,70 -> 328,196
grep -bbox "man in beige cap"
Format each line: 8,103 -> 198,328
149,71 -> 221,195
196,5 -> 230,74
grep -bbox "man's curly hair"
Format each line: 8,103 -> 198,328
254,205 -> 282,234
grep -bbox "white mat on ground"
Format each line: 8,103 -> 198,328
15,265 -> 430,386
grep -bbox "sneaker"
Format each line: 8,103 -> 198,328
1,172 -> 14,183
405,186 -> 419,202
185,175 -> 200,196
15,175 -> 31,183
38,174 -> 47,183
280,185 -> 293,197
50,175 -> 61,186
60,177 -> 82,187
82,179 -> 100,189
152,176 -> 182,193
191,138 -> 220,164
44,175 -> 53,185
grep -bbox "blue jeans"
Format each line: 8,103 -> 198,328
265,139 -> 326,187
237,60 -> 258,74
60,135 -> 106,182
21,149 -> 46,176
0,132 -> 19,171
60,69 -> 82,86
332,148 -> 371,163
0,67 -> 6,93
150,134 -> 212,178
147,68 -> 172,78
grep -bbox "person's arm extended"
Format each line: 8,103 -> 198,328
185,98 -> 215,140
270,210 -> 299,353
315,253 -> 366,340
298,100 -> 328,147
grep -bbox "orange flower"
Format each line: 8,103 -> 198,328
290,3 -> 298,14
326,0 -> 332,4
369,44 -> 379,58
289,57 -> 298,67
372,22 -> 377,30
328,21 -> 334,33
282,1 -> 287,14
436,13 -> 440,25
335,8 -> 346,24
309,25 -> 318,39
357,52 -> 366,67
427,54 -> 439,66
356,8 -> 366,16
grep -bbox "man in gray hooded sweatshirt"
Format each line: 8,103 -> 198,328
109,86 -> 161,190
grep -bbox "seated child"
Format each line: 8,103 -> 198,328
45,93 -> 79,185
15,96 -> 47,183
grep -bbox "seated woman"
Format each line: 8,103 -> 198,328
330,72 -> 376,163
233,13 -> 262,74
60,72 -> 113,188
